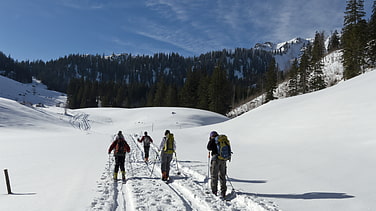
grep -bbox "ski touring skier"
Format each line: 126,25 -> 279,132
108,131 -> 131,181
159,130 -> 176,182
207,131 -> 232,198
138,131 -> 154,162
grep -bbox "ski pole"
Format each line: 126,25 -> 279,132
174,152 -> 181,175
152,148 -> 161,161
150,153 -> 158,177
226,174 -> 235,191
207,152 -> 210,178
207,152 -> 211,189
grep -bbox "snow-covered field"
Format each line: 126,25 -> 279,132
1,69 -> 376,210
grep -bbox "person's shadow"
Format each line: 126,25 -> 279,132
227,177 -> 354,200
237,191 -> 354,200
4,192 -> 36,196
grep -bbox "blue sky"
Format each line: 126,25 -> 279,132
0,0 -> 373,61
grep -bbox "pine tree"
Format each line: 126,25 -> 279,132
196,75 -> 210,110
115,84 -> 126,107
165,84 -> 179,107
67,78 -> 81,108
298,44 -> 312,94
309,31 -> 327,91
328,30 -> 341,53
311,31 -> 326,63
366,1 -> 376,66
208,65 -> 231,114
288,59 -> 299,96
342,0 -> 368,79
179,69 -> 200,108
264,58 -> 277,103
153,77 -> 166,106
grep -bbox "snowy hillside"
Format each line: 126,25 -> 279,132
1,64 -> 376,211
0,75 -> 66,107
255,37 -> 312,71
228,49 -> 344,117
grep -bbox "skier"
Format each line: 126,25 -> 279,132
138,131 -> 154,162
159,130 -> 176,181
207,131 -> 230,198
108,131 -> 130,181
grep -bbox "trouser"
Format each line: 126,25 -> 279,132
144,146 -> 150,159
161,152 -> 173,177
114,155 -> 125,173
210,157 -> 227,194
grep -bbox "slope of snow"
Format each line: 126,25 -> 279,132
228,50 -> 344,117
0,75 -> 66,107
221,70 -> 376,211
1,69 -> 376,211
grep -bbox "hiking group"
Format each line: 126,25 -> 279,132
108,129 -> 232,198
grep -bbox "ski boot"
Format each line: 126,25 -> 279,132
121,171 -> 126,181
113,172 -> 118,180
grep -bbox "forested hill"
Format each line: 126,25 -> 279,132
11,48 -> 275,114
0,51 -> 31,83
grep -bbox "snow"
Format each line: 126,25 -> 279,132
254,37 -> 312,71
0,75 -> 66,107
228,50 -> 345,117
1,66 -> 376,210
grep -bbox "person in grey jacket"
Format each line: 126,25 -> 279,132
159,130 -> 176,181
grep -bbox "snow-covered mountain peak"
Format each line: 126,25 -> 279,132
254,37 -> 312,71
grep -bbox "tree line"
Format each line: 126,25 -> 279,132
22,49 -> 274,115
283,0 -> 376,99
342,0 -> 376,79
0,52 -> 31,83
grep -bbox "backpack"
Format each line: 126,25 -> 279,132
143,136 -> 151,147
115,138 -> 128,156
163,133 -> 175,154
215,135 -> 231,161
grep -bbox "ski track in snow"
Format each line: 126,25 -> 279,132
69,113 -> 91,131
89,133 -> 279,211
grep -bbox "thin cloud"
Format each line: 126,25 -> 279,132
58,0 -> 105,10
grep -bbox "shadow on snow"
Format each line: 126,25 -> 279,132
237,191 -> 355,200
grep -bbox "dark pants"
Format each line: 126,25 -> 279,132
114,155 -> 125,173
161,152 -> 173,177
144,146 -> 150,159
210,157 -> 227,195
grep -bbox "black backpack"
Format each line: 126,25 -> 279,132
115,138 -> 127,155
143,136 -> 151,147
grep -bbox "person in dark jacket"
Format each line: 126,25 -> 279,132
138,131 -> 154,162
108,131 -> 130,180
207,131 -> 227,198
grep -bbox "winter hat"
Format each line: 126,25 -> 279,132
117,131 -> 124,139
210,131 -> 218,138
165,130 -> 170,135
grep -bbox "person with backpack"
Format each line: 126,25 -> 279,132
108,131 -> 131,180
207,131 -> 232,198
138,131 -> 154,162
159,130 -> 176,181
